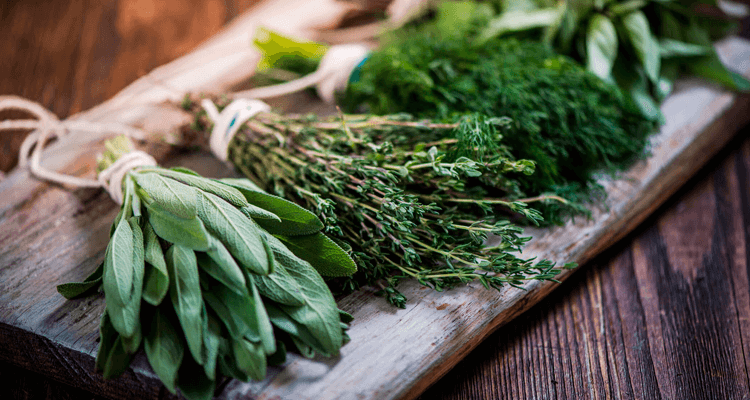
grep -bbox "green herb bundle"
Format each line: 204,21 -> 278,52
484,0 -> 750,119
183,101 -> 574,308
340,25 -> 656,223
57,136 -> 355,400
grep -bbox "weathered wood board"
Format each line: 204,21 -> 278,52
1,2 -> 749,399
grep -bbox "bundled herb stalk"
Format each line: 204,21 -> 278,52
57,136 -> 355,400
184,100 -> 574,307
340,19 -> 657,223
248,15 -> 657,224
484,0 -> 750,119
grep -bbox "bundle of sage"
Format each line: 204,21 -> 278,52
57,136 -> 356,400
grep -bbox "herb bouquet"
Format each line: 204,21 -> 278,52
57,136 -> 356,400
183,99 -> 575,308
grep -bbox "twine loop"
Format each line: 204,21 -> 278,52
201,98 -> 271,161
231,43 -> 370,103
0,95 -> 151,204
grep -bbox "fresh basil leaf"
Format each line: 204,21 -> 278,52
586,14 -> 618,80
219,178 -> 324,236
622,10 -> 661,83
131,171 -> 199,218
146,201 -> 210,251
196,235 -> 247,296
166,245 -> 204,365
659,38 -> 710,58
144,305 -> 184,394
478,8 -> 559,43
276,232 -> 357,277
143,222 -> 169,306
154,168 -> 249,209
197,192 -> 272,275
687,52 -> 750,91
57,262 -> 103,299
232,338 -> 266,381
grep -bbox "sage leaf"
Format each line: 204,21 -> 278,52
276,232 -> 357,277
202,307 -> 221,381
197,192 -> 271,275
103,336 -> 135,379
219,178 -> 324,236
586,14 -> 618,80
202,281 -> 262,341
154,168 -> 249,209
217,338 -> 249,381
253,254 -> 306,307
144,306 -> 183,394
247,274 -> 276,354
146,201 -> 210,251
57,262 -> 103,299
143,222 -> 169,305
622,10 -> 660,82
176,355 -> 216,400
132,172 -> 199,218
265,303 -> 330,356
232,338 -> 266,381
105,218 -> 144,339
196,235 -> 247,296
167,245 -> 204,365
240,204 -> 281,222
265,233 -> 342,355
95,312 -> 117,372
266,340 -> 286,366
103,217 -> 135,306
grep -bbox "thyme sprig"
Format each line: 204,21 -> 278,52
185,101 -> 574,307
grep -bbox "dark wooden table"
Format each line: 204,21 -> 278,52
2,1 -> 749,399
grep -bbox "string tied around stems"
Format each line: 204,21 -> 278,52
200,98 -> 271,162
0,95 -> 155,204
231,43 -> 370,104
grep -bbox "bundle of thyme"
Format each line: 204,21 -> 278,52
58,136 -> 355,399
184,100 -> 574,307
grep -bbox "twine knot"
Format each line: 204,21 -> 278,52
201,98 -> 271,161
0,95 -> 150,204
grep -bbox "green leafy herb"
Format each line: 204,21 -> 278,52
183,100 -> 568,308
57,136 -> 355,399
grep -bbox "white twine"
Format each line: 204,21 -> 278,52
231,43 -> 370,104
0,95 -> 153,204
201,98 -> 271,161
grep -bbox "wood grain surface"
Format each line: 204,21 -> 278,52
2,1 -> 750,400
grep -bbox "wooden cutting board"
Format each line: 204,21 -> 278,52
1,1 -> 749,398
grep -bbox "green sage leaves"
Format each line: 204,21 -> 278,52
57,137 -> 356,400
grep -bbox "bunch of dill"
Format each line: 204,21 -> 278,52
341,20 -> 657,224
